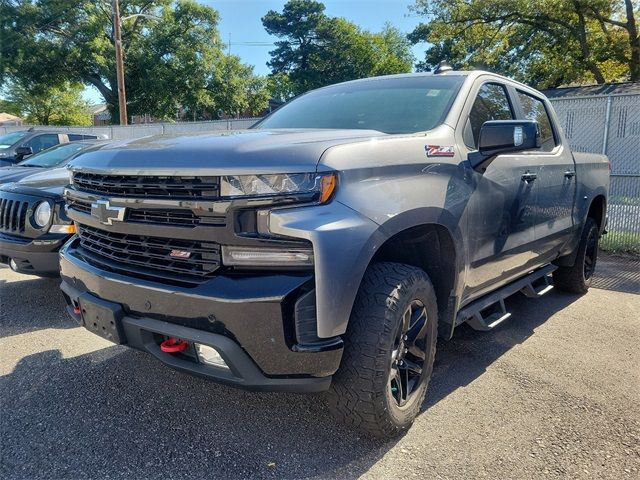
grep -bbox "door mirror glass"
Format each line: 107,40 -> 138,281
469,120 -> 541,171
478,120 -> 540,156
15,146 -> 33,159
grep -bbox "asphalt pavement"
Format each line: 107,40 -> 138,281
1,255 -> 639,479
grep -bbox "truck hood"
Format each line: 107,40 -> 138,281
67,129 -> 386,175
0,167 -> 68,198
0,165 -> 46,185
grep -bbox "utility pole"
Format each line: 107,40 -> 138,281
112,0 -> 127,125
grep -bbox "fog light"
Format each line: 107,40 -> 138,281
195,344 -> 228,369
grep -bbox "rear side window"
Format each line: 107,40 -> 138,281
24,134 -> 59,153
516,91 -> 556,151
467,83 -> 514,148
68,134 -> 97,141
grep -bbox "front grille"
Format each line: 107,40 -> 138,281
76,224 -> 221,284
0,198 -> 29,234
127,209 -> 224,226
67,200 -> 225,227
68,200 -> 91,214
72,173 -> 220,199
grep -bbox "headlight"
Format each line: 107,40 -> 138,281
220,172 -> 337,203
34,201 -> 52,228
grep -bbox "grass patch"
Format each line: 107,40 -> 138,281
600,230 -> 640,254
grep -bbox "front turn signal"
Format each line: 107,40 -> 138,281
320,173 -> 337,204
49,224 -> 76,234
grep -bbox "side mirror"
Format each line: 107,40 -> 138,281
469,120 -> 540,171
15,146 -> 33,160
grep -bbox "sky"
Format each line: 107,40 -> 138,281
84,0 -> 426,104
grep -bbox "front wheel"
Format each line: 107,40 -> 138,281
553,217 -> 599,294
327,262 -> 438,438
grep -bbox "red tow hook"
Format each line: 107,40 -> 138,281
160,337 -> 189,353
73,305 -> 81,315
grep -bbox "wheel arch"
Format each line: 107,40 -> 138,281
364,209 -> 465,338
587,194 -> 607,234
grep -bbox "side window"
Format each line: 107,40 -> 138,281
68,134 -> 97,141
517,91 -> 556,151
24,134 -> 60,154
466,83 -> 514,148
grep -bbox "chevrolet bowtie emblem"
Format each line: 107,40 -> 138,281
91,200 -> 126,225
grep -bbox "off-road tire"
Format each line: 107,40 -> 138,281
327,262 -> 438,438
553,217 -> 599,294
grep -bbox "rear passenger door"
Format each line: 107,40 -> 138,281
463,82 -> 540,297
514,90 -> 576,261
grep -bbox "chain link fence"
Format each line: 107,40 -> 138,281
0,118 -> 261,139
550,93 -> 640,253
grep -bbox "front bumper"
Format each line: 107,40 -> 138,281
0,232 -> 69,275
59,239 -> 343,392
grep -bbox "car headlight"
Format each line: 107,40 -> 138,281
220,172 -> 337,203
34,201 -> 52,228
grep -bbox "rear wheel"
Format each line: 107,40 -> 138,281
553,217 -> 599,294
328,262 -> 438,438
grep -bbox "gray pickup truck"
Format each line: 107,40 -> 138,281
60,70 -> 609,438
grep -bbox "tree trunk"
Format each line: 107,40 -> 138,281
575,4 -> 606,84
624,0 -> 639,81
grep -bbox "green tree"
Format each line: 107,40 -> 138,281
1,0 -> 228,123
408,0 -> 639,88
5,81 -> 91,125
267,73 -> 296,102
262,0 -> 413,94
208,55 -> 270,118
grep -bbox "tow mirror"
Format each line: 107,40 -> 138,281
469,120 -> 540,171
15,146 -> 33,160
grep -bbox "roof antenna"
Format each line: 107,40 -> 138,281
434,61 -> 453,74
27,126 -> 35,132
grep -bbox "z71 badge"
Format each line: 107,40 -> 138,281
425,145 -> 455,157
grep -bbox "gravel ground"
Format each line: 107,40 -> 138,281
1,256 -> 639,479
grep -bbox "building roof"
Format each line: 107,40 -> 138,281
88,104 -> 108,115
0,112 -> 23,124
542,82 -> 640,98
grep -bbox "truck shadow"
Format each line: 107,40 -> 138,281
0,272 -> 71,338
425,290 -> 580,411
0,288 -> 581,479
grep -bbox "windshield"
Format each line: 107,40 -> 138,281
0,131 -> 29,149
19,142 -> 89,168
255,75 -> 465,134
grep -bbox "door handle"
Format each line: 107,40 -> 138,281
564,170 -> 575,179
521,172 -> 537,182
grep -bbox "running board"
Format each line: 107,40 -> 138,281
520,273 -> 554,298
457,264 -> 557,331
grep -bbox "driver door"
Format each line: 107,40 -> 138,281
463,82 -> 540,298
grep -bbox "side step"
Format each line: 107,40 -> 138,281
457,264 -> 557,331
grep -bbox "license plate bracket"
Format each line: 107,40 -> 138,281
78,292 -> 127,344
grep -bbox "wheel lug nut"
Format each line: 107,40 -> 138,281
403,335 -> 408,341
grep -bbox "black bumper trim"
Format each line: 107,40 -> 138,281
125,316 -> 332,393
0,236 -> 67,275
62,282 -> 332,393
